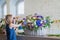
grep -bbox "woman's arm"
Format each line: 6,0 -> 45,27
12,24 -> 21,28
9,23 -> 21,29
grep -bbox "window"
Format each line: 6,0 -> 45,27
3,4 -> 7,17
17,2 -> 24,15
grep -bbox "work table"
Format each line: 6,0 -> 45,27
17,34 -> 60,40
0,34 -> 60,40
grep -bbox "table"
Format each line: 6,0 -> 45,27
0,34 -> 60,40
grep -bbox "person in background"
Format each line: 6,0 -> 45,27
5,14 -> 21,40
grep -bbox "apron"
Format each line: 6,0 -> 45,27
6,24 -> 16,40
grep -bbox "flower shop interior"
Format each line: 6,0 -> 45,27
0,0 -> 60,40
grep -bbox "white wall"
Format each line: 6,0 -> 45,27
25,0 -> 60,20
25,0 -> 60,34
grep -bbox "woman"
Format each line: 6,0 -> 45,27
5,14 -> 20,40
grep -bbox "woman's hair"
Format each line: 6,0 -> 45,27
5,14 -> 12,25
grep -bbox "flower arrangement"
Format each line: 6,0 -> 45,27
0,19 -> 6,34
17,15 -> 54,31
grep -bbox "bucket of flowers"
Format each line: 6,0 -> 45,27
23,15 -> 54,35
